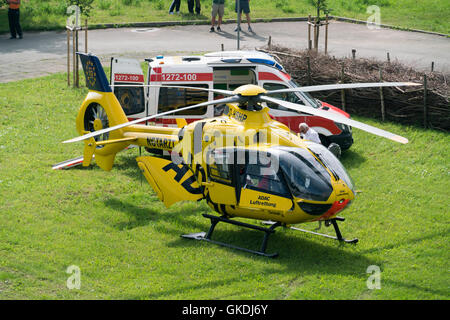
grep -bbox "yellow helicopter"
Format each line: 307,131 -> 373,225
64,53 -> 419,257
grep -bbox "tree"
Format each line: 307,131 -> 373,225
309,0 -> 331,51
309,0 -> 330,22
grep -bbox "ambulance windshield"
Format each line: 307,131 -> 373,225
288,80 -> 321,109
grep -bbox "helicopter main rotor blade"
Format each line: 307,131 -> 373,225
63,95 -> 242,144
266,82 -> 420,95
111,84 -> 235,96
260,95 -> 409,144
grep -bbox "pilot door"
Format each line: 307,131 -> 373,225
238,150 -> 293,212
206,148 -> 293,212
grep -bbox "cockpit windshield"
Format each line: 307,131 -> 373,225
305,142 -> 354,191
274,147 -> 333,201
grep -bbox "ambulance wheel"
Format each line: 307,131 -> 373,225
84,103 -> 109,148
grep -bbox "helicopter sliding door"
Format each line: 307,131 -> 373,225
206,148 -> 237,206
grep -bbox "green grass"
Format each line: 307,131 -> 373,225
0,72 -> 449,299
0,0 -> 449,35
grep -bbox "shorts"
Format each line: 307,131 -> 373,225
235,0 -> 250,14
212,3 -> 224,17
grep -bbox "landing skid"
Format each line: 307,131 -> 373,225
182,214 -> 281,258
289,217 -> 358,244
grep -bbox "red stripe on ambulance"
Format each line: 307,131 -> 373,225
150,73 -> 213,82
114,74 -> 144,83
258,72 -> 283,82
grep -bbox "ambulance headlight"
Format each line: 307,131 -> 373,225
336,123 -> 351,133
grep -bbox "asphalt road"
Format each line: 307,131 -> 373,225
0,21 -> 449,83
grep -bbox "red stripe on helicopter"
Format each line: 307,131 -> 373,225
150,73 -> 213,82
315,199 -> 350,221
114,74 -> 144,83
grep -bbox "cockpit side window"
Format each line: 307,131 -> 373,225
208,151 -> 233,185
241,152 -> 290,197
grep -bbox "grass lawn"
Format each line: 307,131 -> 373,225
0,71 -> 449,299
0,0 -> 449,35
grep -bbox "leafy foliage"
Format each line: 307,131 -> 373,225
66,0 -> 94,17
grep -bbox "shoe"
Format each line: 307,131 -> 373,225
18,35 -> 23,39
9,36 -> 16,39
234,26 -> 241,32
217,26 -> 221,32
248,26 -> 253,33
169,11 -> 174,15
210,27 -> 215,32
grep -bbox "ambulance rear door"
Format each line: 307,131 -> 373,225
110,57 -> 147,123
256,65 -> 315,132
152,60 -> 214,127
211,65 -> 257,116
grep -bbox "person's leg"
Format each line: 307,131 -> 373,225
211,15 -> 216,31
211,4 -> 217,31
216,4 -> 223,30
246,13 -> 252,30
195,0 -> 201,14
246,13 -> 251,25
8,9 -> 17,38
235,13 -> 242,31
169,0 -> 176,13
15,10 -> 22,38
187,0 -> 194,13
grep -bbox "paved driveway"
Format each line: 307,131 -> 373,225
0,21 -> 449,83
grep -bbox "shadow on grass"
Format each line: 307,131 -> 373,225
130,221 -> 448,299
340,149 -> 367,168
103,196 -> 211,232
127,226 -> 377,299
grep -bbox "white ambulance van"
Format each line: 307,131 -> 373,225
109,51 -> 354,150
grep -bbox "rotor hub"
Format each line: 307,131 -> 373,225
233,84 -> 267,97
93,118 -> 104,131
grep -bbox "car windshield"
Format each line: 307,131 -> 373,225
274,147 -> 333,201
306,142 -> 354,191
288,80 -> 321,109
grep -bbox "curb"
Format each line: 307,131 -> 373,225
330,16 -> 449,38
88,17 -> 310,30
86,16 -> 449,38
1,16 -> 448,38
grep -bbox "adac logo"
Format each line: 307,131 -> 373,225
86,60 -> 97,88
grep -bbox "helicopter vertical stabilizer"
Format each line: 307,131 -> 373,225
78,53 -> 112,93
75,53 -> 133,170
